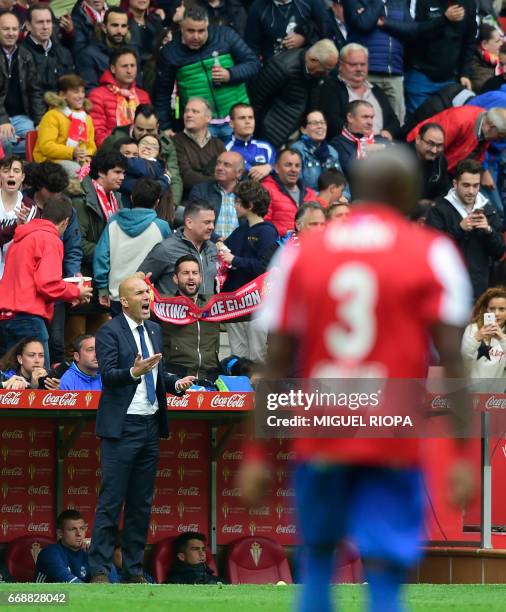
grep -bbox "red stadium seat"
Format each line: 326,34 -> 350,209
150,537 -> 217,584
5,535 -> 54,582
226,536 -> 293,584
24,130 -> 38,162
332,540 -> 363,584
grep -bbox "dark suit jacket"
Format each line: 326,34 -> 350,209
95,314 -> 179,439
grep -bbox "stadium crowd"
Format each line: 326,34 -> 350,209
0,0 -> 505,587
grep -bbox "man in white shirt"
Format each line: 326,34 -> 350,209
88,273 -> 193,583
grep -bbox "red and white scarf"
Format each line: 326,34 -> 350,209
92,179 -> 118,220
479,43 -> 503,75
341,127 -> 375,160
82,0 -> 107,24
107,83 -> 139,127
62,107 -> 88,148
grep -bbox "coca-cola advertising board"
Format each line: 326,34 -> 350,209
216,424 -> 298,545
0,419 -> 56,542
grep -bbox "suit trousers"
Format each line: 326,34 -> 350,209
88,413 -> 160,579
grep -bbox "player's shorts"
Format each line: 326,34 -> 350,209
294,463 -> 424,568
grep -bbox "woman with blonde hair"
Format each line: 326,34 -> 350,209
461,286 -> 506,378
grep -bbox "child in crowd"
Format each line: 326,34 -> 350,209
119,134 -> 170,206
33,75 -> 96,178
315,168 -> 349,208
0,155 -> 34,278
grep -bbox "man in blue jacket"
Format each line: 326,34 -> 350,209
154,7 -> 260,138
60,334 -> 102,391
35,510 -> 91,583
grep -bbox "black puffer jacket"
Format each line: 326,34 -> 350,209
245,0 -> 332,60
21,36 -> 74,93
0,46 -> 45,125
251,48 -> 320,149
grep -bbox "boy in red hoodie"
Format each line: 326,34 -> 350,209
0,194 -> 93,366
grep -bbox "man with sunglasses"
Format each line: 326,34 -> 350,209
412,122 -> 450,201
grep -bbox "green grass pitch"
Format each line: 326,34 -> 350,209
1,584 -> 506,611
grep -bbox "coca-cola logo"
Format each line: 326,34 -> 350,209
1,504 -> 22,513
222,451 -> 243,460
276,488 -> 295,497
177,450 -> 199,459
431,395 -> 449,410
156,468 -> 172,477
1,467 -> 22,476
28,486 -> 49,495
28,449 -> 50,458
28,522 -> 49,532
67,486 -> 89,495
222,488 -> 241,497
167,395 -> 190,408
152,505 -> 171,514
42,392 -> 78,407
222,524 -> 243,533
67,449 -> 89,458
485,396 -> 506,410
177,487 -> 199,496
276,524 -> 296,534
210,394 -> 246,409
276,451 -> 296,460
1,430 -> 23,439
177,523 -> 199,533
0,392 -> 21,406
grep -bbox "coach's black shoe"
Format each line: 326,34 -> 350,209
90,572 -> 109,583
124,575 -> 148,584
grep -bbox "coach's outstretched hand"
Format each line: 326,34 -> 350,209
132,353 -> 162,378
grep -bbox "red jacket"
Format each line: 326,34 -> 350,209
407,106 -> 488,173
88,70 -> 151,146
0,220 -> 80,321
262,175 -> 317,237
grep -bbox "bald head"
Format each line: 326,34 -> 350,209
118,272 -> 147,299
350,146 -> 420,215
215,151 -> 244,186
119,274 -> 152,323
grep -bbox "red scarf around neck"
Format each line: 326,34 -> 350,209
92,179 -> 118,220
341,127 -> 375,160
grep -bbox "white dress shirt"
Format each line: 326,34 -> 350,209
124,313 -> 159,415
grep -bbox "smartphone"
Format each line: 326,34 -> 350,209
38,361 -> 71,389
484,312 -> 496,326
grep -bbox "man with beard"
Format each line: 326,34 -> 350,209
160,254 -> 221,381
78,8 -> 140,92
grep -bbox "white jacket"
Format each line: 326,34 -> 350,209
461,322 -> 506,379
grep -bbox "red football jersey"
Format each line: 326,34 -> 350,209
260,204 -> 472,466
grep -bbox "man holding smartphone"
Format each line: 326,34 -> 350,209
426,158 -> 505,299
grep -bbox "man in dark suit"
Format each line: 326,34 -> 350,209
88,273 -> 194,583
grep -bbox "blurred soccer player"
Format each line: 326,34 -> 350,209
241,148 -> 476,612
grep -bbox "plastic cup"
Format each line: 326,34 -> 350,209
64,276 -> 92,287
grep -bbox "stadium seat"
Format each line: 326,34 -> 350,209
332,540 -> 363,584
5,535 -> 54,582
226,536 -> 293,584
24,130 -> 38,162
150,537 -> 217,584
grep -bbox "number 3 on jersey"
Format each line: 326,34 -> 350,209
325,263 -> 378,361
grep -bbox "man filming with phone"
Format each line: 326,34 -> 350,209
426,158 -> 505,299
